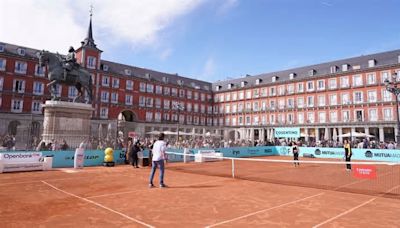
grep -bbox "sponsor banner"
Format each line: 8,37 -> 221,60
274,127 -> 300,138
128,131 -> 136,138
352,165 -> 377,179
0,152 -> 42,162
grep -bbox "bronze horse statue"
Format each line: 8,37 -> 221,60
38,50 -> 93,103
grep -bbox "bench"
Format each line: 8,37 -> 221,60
0,152 -> 53,173
195,149 -> 223,163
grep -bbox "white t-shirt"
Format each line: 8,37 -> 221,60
152,140 -> 166,161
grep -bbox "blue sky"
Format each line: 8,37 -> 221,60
2,0 -> 400,82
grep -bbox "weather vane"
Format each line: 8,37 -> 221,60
89,4 -> 94,17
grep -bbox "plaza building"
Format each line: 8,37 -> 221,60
212,50 -> 400,144
1,14 -> 400,148
0,16 -> 215,148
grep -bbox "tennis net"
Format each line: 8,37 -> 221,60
165,151 -> 400,199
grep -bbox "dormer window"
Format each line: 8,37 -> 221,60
17,48 -> 26,56
177,79 -> 184,86
255,78 -> 262,85
352,65 -> 361,70
289,73 -> 296,80
272,76 -> 279,82
308,69 -> 316,76
330,66 -> 338,74
227,83 -> 234,89
191,82 -> 196,88
145,73 -> 151,80
215,85 -> 221,91
204,85 -> 209,91
162,76 -> 169,83
241,81 -> 247,87
102,64 -> 109,71
368,59 -> 376,68
342,64 -> 349,72
398,55 -> 400,63
124,69 -> 131,75
0,44 -> 4,52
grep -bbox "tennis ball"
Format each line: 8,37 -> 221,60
104,154 -> 113,162
104,147 -> 113,156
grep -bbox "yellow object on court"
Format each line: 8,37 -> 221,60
104,147 -> 114,162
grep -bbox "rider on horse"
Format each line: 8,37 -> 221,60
63,46 -> 77,81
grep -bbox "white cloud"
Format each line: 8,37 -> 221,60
0,0 -> 205,53
159,48 -> 173,60
217,0 -> 239,15
201,56 -> 216,81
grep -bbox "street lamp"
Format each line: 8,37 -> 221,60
173,102 -> 184,142
384,72 -> 400,148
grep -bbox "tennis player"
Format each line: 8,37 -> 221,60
149,133 -> 167,188
344,139 -> 352,171
292,142 -> 300,167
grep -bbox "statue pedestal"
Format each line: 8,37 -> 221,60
42,101 -> 93,149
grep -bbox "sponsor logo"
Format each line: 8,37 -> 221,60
314,149 -> 321,155
65,155 -> 100,160
353,165 -> 377,179
372,152 -> 400,158
279,147 -> 289,155
232,150 -> 240,156
264,148 -> 273,154
365,151 -> 373,158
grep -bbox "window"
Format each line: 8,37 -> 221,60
297,97 -> 304,108
101,91 -> 109,103
342,110 -> 350,122
342,64 -> 349,72
186,103 -> 192,112
193,92 -> 199,100
261,101 -> 266,111
255,78 -> 262,85
246,102 -> 251,111
126,80 -> 134,90
102,64 -> 109,71
298,113 -> 304,124
367,91 -> 377,103
246,116 -> 251,125
341,93 -> 350,104
164,87 -> 170,95
306,81 -> 314,91
17,48 -> 25,56
318,112 -> 326,123
270,114 -> 275,124
367,73 -> 376,85
238,103 -> 243,112
226,93 -> 231,101
187,90 -> 192,99
55,84 -> 62,97
253,89 -> 259,98
330,66 -> 338,74
289,73 -> 296,80
201,104 -> 206,113
287,84 -> 294,94
287,113 -> 293,124
382,90 -> 392,102
171,88 -> 178,96
225,104 -> 230,114
330,111 -> 337,123
261,88 -> 267,97
15,61 -> 27,74
307,112 -> 314,123
297,83 -> 304,93
34,64 -> 45,76
253,101 -> 260,111
0,77 -> 3,91
353,91 -> 363,104
146,84 -> 154,93
232,104 -> 237,113
270,100 -> 275,110
164,99 -> 170,109
125,95 -> 133,105
232,117 -> 237,126
0,44 -> 4,52
139,96 -> 145,107
318,95 -> 325,107
32,101 -> 42,114
124,69 -> 131,75
253,116 -> 259,125
11,99 -> 23,113
369,109 -> 378,121
69,87 -> 78,99
381,71 -> 390,83
155,112 -> 161,122
317,80 -> 325,90
146,97 -> 153,107
100,107 -> 108,119
87,56 -> 96,69
111,93 -> 118,104
340,77 -> 349,88
112,78 -> 120,88
201,93 -> 206,101
352,74 -> 363,87
0,58 -> 6,71
33,82 -> 44,95
246,90 -> 251,99
329,94 -> 337,106
328,79 -> 337,89
278,99 -> 285,109
155,98 -> 161,108
219,94 -> 225,102
232,92 -> 237,101
383,108 -> 393,121
155,85 -> 163,94
355,110 -> 364,122
208,106 -> 212,114
278,86 -> 285,95
287,98 -> 294,108
270,87 -> 276,96
368,59 -> 376,68
102,76 -> 110,87
139,82 -> 146,92
194,104 -> 199,112
13,79 -> 25,93
307,96 -> 314,107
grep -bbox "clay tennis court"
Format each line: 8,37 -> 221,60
0,156 -> 399,227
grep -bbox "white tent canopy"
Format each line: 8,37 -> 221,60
338,132 -> 375,138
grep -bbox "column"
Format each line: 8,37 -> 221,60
351,127 -> 356,142
379,127 -> 384,142
250,128 -> 255,142
338,127 -> 343,143
305,128 -> 309,143
315,128 -> 320,141
394,127 -> 398,143
365,127 -> 369,136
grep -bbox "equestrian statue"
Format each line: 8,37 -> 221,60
38,47 -> 93,103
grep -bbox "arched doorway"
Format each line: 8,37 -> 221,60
118,110 -> 137,122
228,130 -> 240,141
8,120 -> 20,136
118,110 -> 138,140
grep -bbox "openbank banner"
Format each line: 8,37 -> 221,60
276,146 -> 400,162
0,152 -> 42,162
274,128 -> 300,138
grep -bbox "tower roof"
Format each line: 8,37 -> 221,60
81,12 -> 97,49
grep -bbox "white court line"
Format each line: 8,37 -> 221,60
312,184 -> 400,228
87,178 -> 227,199
41,181 -> 154,228
206,193 -> 325,228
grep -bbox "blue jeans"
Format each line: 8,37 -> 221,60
149,160 -> 165,185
